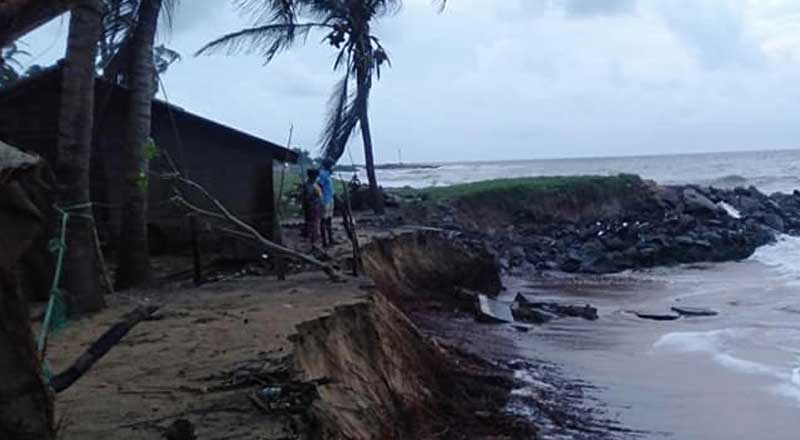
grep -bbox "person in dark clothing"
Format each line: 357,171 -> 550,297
303,168 -> 322,248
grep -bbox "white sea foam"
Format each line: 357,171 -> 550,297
717,201 -> 741,219
772,383 -> 800,405
653,329 -> 737,353
654,329 -> 782,378
751,235 -> 800,282
655,330 -> 800,405
776,364 -> 800,406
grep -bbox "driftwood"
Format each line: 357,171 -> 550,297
49,305 -> 159,393
165,174 -> 344,282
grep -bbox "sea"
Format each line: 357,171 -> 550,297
362,149 -> 800,439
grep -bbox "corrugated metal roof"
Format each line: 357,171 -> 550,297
0,139 -> 39,186
0,139 -> 39,173
0,64 -> 299,163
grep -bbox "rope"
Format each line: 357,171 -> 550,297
37,202 -> 95,361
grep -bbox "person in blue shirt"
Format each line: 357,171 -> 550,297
317,159 -> 337,246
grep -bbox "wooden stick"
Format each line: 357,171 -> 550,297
92,224 -> 114,295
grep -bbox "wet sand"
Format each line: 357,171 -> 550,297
507,259 -> 800,439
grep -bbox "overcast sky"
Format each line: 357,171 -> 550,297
17,0 -> 800,163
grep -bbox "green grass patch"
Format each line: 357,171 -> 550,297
394,174 -> 643,202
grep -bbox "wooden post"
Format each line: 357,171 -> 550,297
272,211 -> 287,281
189,215 -> 203,286
339,177 -> 362,276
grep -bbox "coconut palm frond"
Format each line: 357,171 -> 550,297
0,43 -> 29,88
298,0 -> 350,21
195,22 -> 327,62
99,0 -> 179,67
368,0 -> 403,17
236,0 -> 298,24
160,0 -> 179,30
333,44 -> 350,71
320,72 -> 360,162
154,44 -> 181,74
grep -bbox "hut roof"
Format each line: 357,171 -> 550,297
0,139 -> 39,185
0,65 -> 299,163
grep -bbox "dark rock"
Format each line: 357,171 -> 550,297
601,235 -> 628,251
655,186 -> 682,208
738,195 -> 763,212
580,255 -> 620,274
671,306 -> 718,317
762,213 -> 785,232
633,312 -> 680,321
163,419 -> 197,440
509,246 -> 526,262
511,305 -> 555,324
518,300 -> 599,321
683,188 -> 721,215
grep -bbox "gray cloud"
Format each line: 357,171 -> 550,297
653,0 -> 766,69
563,0 -> 637,18
13,0 -> 800,163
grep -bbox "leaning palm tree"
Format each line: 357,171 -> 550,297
198,0 -> 399,214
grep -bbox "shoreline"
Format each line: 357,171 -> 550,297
43,172 -> 800,438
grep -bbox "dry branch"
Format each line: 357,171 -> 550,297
165,174 -> 344,281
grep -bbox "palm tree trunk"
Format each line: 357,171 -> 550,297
55,0 -> 106,314
114,0 -> 161,290
356,65 -> 384,214
0,269 -> 53,440
0,175 -> 53,440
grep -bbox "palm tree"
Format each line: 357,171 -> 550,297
112,0 -> 170,290
93,0 -> 177,290
198,0 -> 401,214
55,0 -> 107,314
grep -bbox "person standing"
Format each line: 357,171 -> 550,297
303,169 -> 322,249
317,159 -> 337,247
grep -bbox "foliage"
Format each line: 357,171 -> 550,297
153,44 -> 180,74
395,174 -> 644,202
143,137 -> 160,159
292,147 -> 316,168
98,0 -> 181,82
197,0 -> 400,165
0,43 -> 30,88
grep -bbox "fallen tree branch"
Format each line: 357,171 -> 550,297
165,174 -> 344,281
50,305 -> 159,393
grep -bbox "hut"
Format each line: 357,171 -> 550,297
0,65 -> 298,253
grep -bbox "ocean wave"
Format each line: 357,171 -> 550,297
653,329 -> 779,378
751,235 -> 800,283
654,329 -> 800,405
653,328 -> 739,353
706,174 -> 750,188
